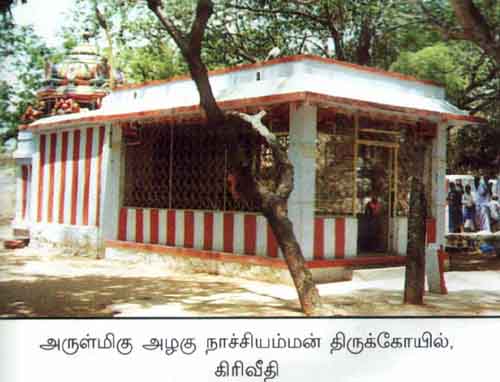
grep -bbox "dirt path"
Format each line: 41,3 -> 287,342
2,244 -> 500,317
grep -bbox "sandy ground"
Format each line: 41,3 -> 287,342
1,244 -> 500,317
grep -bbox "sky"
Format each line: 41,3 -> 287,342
12,0 -> 74,47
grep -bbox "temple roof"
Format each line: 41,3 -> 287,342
37,42 -> 113,100
26,55 -> 483,130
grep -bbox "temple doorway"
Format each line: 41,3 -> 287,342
357,142 -> 398,254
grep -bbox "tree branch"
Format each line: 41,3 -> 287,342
147,0 -> 224,124
228,3 -> 327,26
413,0 -> 500,65
227,110 -> 294,200
95,5 -> 116,88
189,0 -> 213,54
146,0 -> 189,54
95,5 -> 108,30
450,0 -> 500,64
228,110 -> 275,143
221,24 -> 258,62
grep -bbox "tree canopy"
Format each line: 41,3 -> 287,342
0,23 -> 47,150
2,0 -> 499,169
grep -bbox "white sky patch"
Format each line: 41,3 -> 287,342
12,0 -> 74,47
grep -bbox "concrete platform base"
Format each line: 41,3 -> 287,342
104,240 -> 353,285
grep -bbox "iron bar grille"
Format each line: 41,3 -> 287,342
123,122 -> 270,212
316,113 -> 356,215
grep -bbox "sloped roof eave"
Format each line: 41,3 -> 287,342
23,91 -> 485,131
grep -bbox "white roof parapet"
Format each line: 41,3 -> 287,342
29,55 -> 479,130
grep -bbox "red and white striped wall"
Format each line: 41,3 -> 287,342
117,208 -> 281,257
390,217 -> 436,255
15,164 -> 32,223
117,208 -> 358,259
313,216 -> 357,259
31,126 -> 107,227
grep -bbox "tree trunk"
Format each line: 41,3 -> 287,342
95,6 -> 115,88
226,111 -> 322,315
104,29 -> 115,88
404,158 -> 427,304
146,0 -> 322,315
329,28 -> 345,61
355,19 -> 372,66
450,0 -> 500,65
262,199 -> 321,315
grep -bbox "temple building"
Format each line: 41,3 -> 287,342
12,39 -> 116,237
12,54 -> 482,287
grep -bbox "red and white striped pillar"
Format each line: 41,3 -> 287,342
31,126 -> 107,228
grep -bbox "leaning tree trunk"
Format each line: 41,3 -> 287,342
146,0 -> 322,315
263,201 -> 321,313
227,111 -> 322,315
404,145 -> 427,305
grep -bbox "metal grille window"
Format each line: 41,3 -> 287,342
315,112 -> 434,218
123,121 -> 262,212
316,113 -> 356,216
123,123 -> 172,208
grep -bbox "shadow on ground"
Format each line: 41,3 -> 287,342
0,244 -> 306,317
321,289 -> 500,316
2,246 -> 500,317
0,273 -> 303,317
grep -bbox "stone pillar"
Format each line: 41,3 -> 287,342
431,121 -> 447,248
288,103 -> 317,260
427,120 -> 448,293
100,123 -> 123,244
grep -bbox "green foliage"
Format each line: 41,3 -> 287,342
390,42 -> 500,115
208,0 -> 441,69
119,44 -> 187,83
451,125 -> 500,175
390,43 -> 467,104
59,0 -> 190,84
390,40 -> 499,172
0,23 -> 48,149
3,0 -> 498,172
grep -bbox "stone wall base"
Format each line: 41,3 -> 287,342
29,223 -> 101,256
104,240 -> 354,285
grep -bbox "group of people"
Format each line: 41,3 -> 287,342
448,176 -> 500,234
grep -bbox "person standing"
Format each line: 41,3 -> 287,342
489,195 -> 500,232
447,182 -> 462,233
364,195 -> 383,251
493,174 -> 500,198
476,176 -> 491,232
455,179 -> 464,230
462,184 -> 475,232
